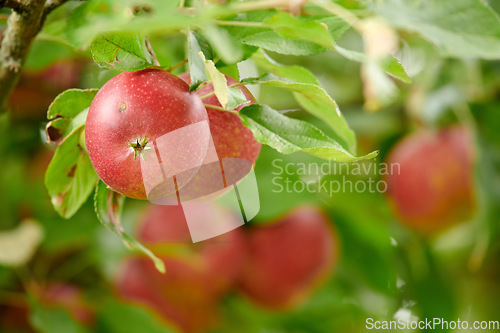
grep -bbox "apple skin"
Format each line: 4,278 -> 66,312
237,206 -> 338,310
116,203 -> 246,332
386,126 -> 476,233
178,73 -> 261,166
85,68 -> 208,200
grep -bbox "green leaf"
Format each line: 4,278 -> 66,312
97,299 -> 179,333
90,32 -> 154,71
242,31 -> 326,56
239,104 -> 378,162
46,88 -> 97,144
373,0 -> 500,59
47,89 -> 98,120
188,32 -> 208,91
316,16 -> 351,42
45,128 -> 97,219
29,298 -> 89,333
267,12 -> 334,48
202,24 -> 243,65
334,45 -> 411,83
249,51 -> 356,151
94,181 -> 165,274
202,54 -> 248,110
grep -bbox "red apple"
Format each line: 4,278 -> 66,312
237,206 -> 338,310
85,68 -> 208,200
178,72 -> 261,171
115,203 -> 246,332
386,126 -> 476,233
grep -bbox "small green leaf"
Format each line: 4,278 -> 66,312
373,0 -> 500,59
267,12 -> 334,48
188,32 -> 208,91
316,16 -> 351,42
202,24 -> 243,65
202,54 -> 248,110
94,181 -> 165,273
334,45 -> 411,83
98,299 -> 179,333
227,86 -> 249,110
45,128 -> 97,219
29,298 -> 89,333
248,52 -> 356,152
242,31 -> 326,56
90,32 -> 154,71
46,89 -> 98,144
47,89 -> 98,120
239,104 -> 378,162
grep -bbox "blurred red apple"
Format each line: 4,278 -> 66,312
41,283 -> 95,326
116,203 -> 246,332
386,125 -> 476,233
237,206 -> 338,310
8,59 -> 86,119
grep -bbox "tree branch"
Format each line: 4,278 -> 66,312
43,0 -> 68,17
0,0 -> 25,13
0,0 -> 68,113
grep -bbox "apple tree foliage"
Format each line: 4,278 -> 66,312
38,0 -> 500,272
1,0 -> 500,331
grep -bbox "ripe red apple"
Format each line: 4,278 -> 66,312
237,206 -> 338,310
178,72 -> 261,168
386,126 -> 476,233
85,68 -> 208,200
115,203 -> 246,332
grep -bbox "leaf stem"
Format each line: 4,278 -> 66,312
204,104 -> 238,115
200,82 -> 246,100
309,0 -> 362,31
166,58 -> 188,72
214,20 -> 270,28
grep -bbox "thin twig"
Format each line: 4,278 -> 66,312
43,0 -> 69,17
144,37 -> 160,66
214,20 -> 270,28
166,58 -> 188,72
204,104 -> 238,115
200,82 -> 246,100
309,0 -> 362,31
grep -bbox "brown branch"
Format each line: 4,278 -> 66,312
0,0 -> 26,13
0,0 -> 68,113
43,0 -> 69,17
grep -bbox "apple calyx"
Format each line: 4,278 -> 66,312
129,136 -> 150,160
